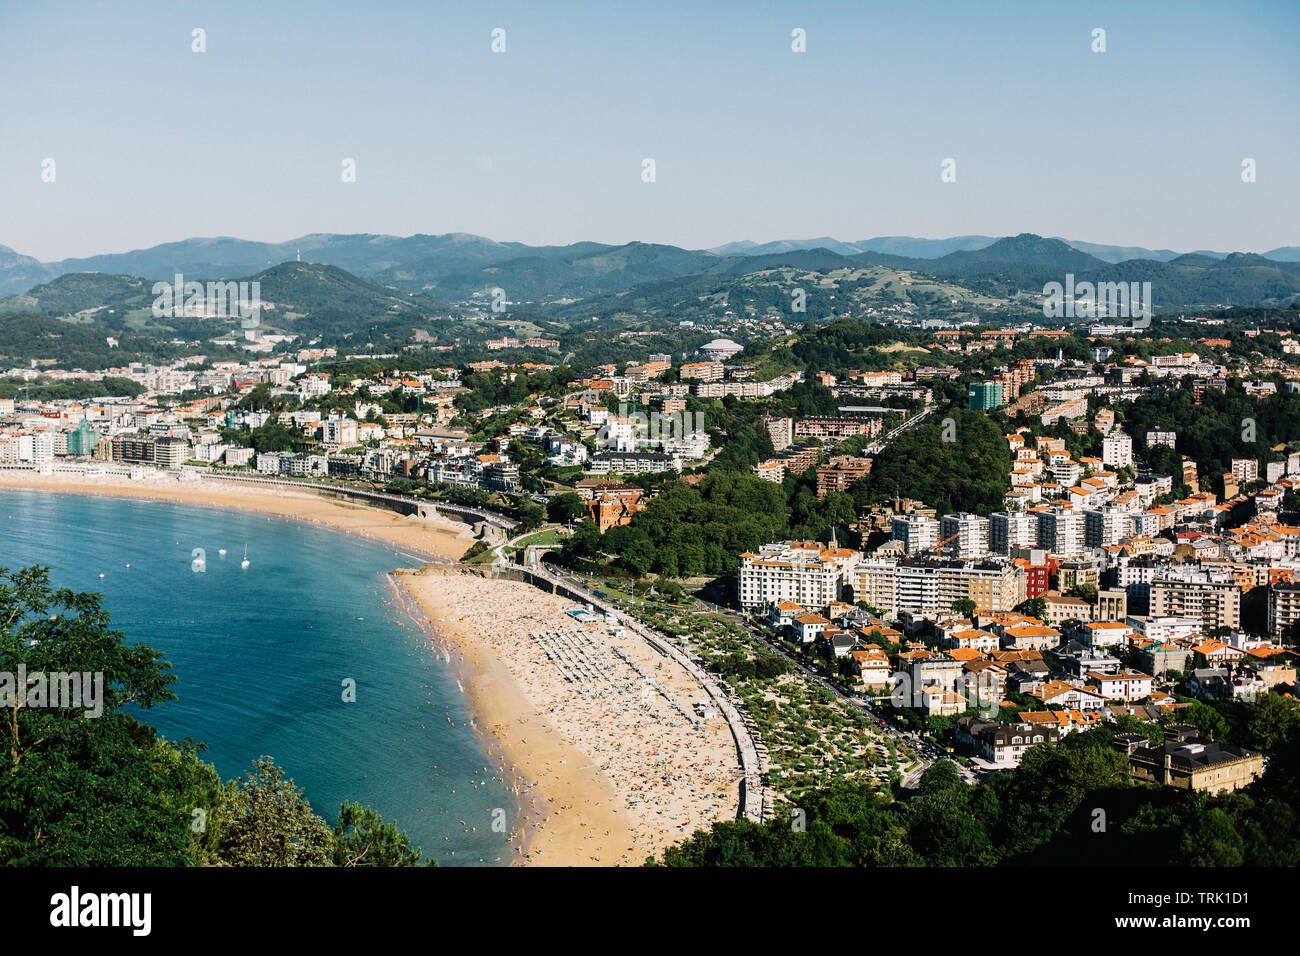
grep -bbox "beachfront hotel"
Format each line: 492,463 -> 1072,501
738,541 -> 860,610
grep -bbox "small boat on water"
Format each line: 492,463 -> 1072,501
218,548 -> 226,556
240,546 -> 250,569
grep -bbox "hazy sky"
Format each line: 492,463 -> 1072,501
2,0 -> 1296,261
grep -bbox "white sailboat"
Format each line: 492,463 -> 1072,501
240,546 -> 250,569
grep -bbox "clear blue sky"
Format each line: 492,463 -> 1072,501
1,0 -> 1295,260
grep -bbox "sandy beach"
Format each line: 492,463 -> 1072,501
2,469 -> 741,866
0,471 -> 475,562
398,565 -> 743,866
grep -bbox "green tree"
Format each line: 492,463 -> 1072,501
332,801 -> 432,866
215,756 -> 335,866
546,492 -> 585,525
0,565 -> 217,865
1242,694 -> 1300,756
1016,597 -> 1047,620
1179,807 -> 1245,866
918,759 -> 962,795
515,499 -> 545,532
1067,583 -> 1098,605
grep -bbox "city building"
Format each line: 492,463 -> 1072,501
587,451 -> 678,475
759,415 -> 793,452
1119,725 -> 1262,795
968,382 -> 1004,411
815,456 -> 872,498
1037,507 -> 1085,558
738,541 -> 860,610
752,443 -> 821,483
892,515 -> 940,555
1149,572 -> 1242,631
990,511 -> 1038,555
679,361 -> 723,382
63,420 -> 101,457
1085,505 -> 1131,548
574,479 -> 648,532
854,557 -> 1025,618
940,512 -> 990,558
957,718 -> 1059,768
1102,431 -> 1133,468
153,436 -> 190,468
698,338 -> 744,361
793,417 -> 881,441
1231,458 -> 1259,484
1268,581 -> 1300,639
111,434 -> 157,465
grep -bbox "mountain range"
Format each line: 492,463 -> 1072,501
705,236 -> 1300,263
3,233 -> 1300,314
4,231 -> 1299,297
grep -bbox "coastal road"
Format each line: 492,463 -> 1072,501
548,566 -> 942,791
201,469 -> 518,532
656,590 -> 944,783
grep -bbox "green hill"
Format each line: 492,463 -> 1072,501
0,272 -> 154,317
0,312 -> 187,369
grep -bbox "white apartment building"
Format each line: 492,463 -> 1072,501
1081,621 -> 1133,648
1102,431 -> 1133,468
1037,507 -> 1085,558
153,436 -> 190,468
760,416 -> 793,452
17,432 -> 56,463
323,418 -> 360,448
660,431 -> 711,460
1125,615 -> 1203,643
1085,505 -> 1131,548
990,511 -> 1038,555
854,558 -> 1024,618
1268,582 -> 1300,638
940,512 -> 990,558
892,515 -> 939,555
1052,459 -> 1082,488
1231,458 -> 1259,484
298,375 -> 332,399
738,541 -> 860,611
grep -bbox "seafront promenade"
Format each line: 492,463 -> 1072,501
202,470 -> 518,534
0,460 -> 516,538
3,460 -> 767,834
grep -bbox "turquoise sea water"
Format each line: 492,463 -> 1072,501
0,488 -> 516,866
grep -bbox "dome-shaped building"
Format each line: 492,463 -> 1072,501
698,338 -> 743,361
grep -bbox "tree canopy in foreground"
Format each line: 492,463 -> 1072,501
0,565 -> 430,866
